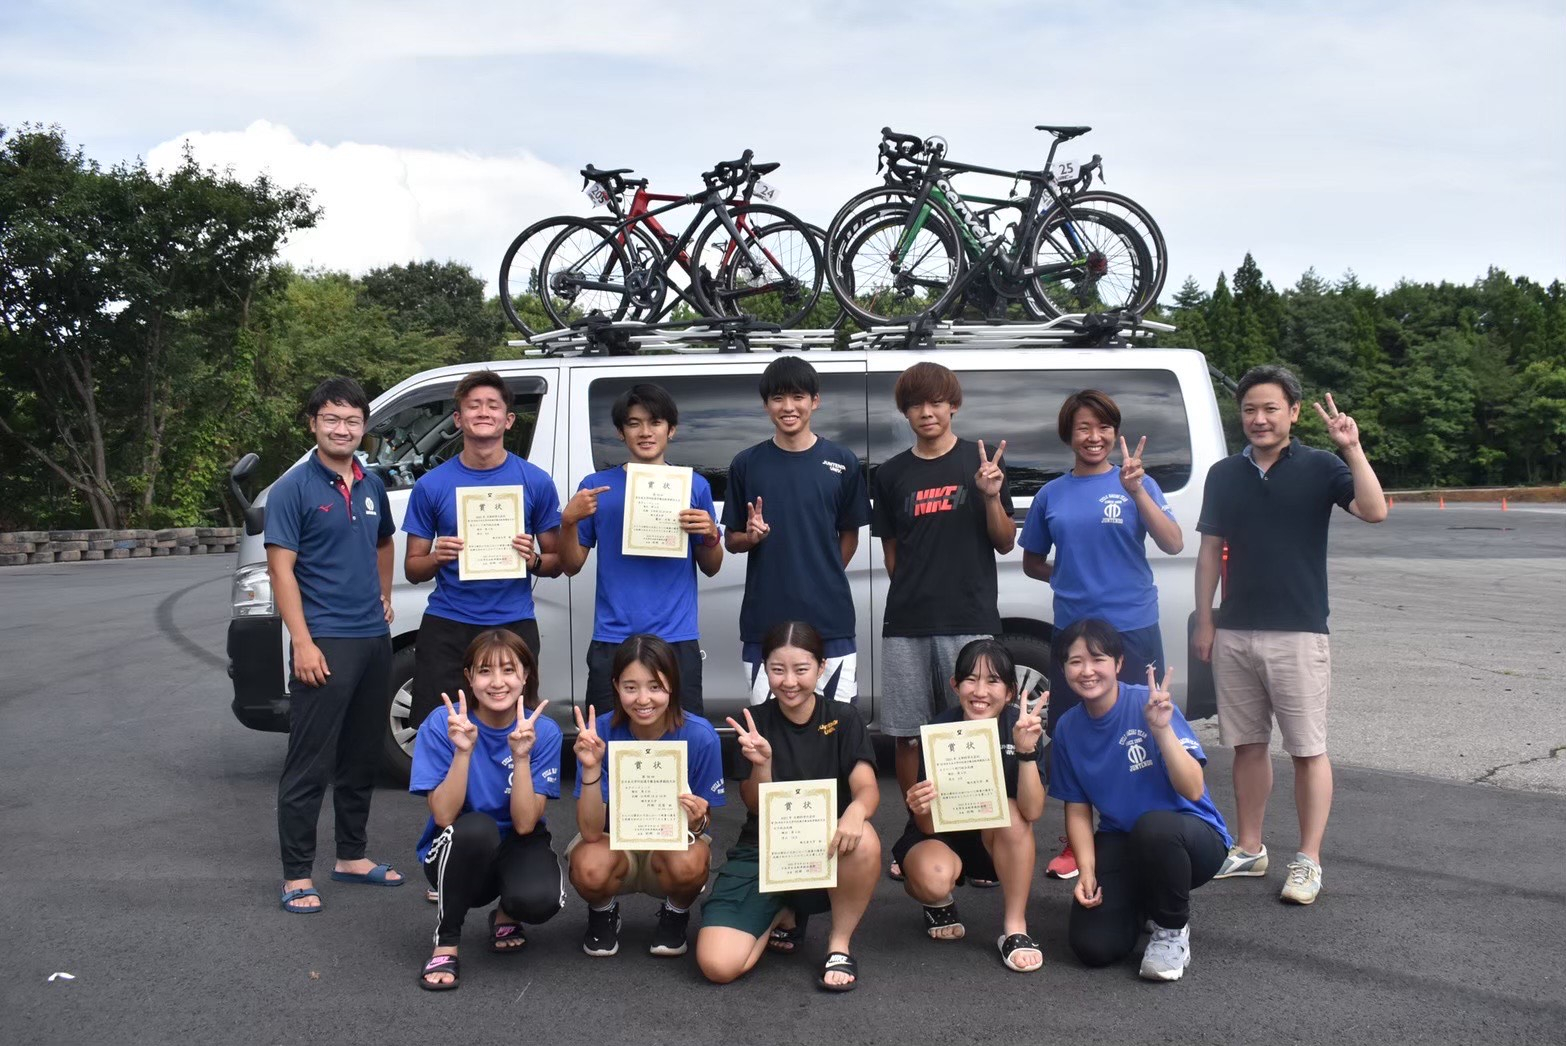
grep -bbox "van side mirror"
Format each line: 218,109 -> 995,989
229,452 -> 266,535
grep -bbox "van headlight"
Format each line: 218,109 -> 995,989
232,564 -> 275,617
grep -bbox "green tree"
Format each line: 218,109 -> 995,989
361,260 -> 505,363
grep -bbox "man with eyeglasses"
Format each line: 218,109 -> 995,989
1193,364 -> 1387,907
266,377 -> 404,914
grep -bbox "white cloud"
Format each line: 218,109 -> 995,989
147,120 -> 584,286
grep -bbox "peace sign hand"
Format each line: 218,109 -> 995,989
1312,393 -> 1360,450
573,705 -> 605,770
1119,436 -> 1147,494
975,439 -> 1008,499
508,699 -> 549,761
563,486 -> 612,527
1145,664 -> 1175,732
442,691 -> 478,754
724,708 -> 773,766
745,498 -> 770,543
1013,689 -> 1047,755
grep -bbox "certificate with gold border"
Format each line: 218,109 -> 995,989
920,716 -> 1011,833
607,740 -> 688,851
621,463 -> 692,559
758,779 -> 838,892
455,485 -> 526,581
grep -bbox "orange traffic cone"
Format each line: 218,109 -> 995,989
1502,497 -> 1509,511
1439,495 -> 1445,509
1388,496 -> 1395,510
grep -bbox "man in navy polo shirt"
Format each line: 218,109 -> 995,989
721,356 -> 871,705
404,370 -> 563,729
1193,364 -> 1387,906
266,377 -> 403,913
556,383 -> 723,713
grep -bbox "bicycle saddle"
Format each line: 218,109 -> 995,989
1034,125 -> 1091,140
752,161 -> 781,176
581,165 -> 635,180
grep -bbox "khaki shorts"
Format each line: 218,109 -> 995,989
564,833 -> 712,899
1212,629 -> 1332,757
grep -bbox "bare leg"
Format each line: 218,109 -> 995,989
1230,742 -> 1273,853
984,802 -> 1037,938
695,916 -> 785,984
568,838 -> 630,905
824,824 -> 882,986
1292,753 -> 1333,863
894,740 -> 921,809
650,839 -> 712,909
902,839 -> 963,939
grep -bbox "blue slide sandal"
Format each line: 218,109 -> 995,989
329,863 -> 404,887
280,887 -> 323,914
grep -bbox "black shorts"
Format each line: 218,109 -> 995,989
891,821 -> 998,885
411,613 -> 540,729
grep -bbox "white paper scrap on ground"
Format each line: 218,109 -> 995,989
48,972 -> 75,981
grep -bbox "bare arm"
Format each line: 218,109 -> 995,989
1135,488 -> 1184,555
1022,549 -> 1053,582
427,750 -> 471,827
555,521 -> 590,576
1065,801 -> 1097,883
532,528 -> 562,578
268,545 -> 329,686
839,528 -> 859,568
1153,728 -> 1206,801
845,760 -> 880,821
404,534 -> 450,584
1015,758 -> 1045,823
576,766 -> 607,841
984,492 -> 1016,554
881,537 -> 896,579
1344,444 -> 1388,523
694,533 -> 723,576
1193,533 -> 1223,663
508,755 -> 548,835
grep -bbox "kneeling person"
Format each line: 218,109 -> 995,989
896,639 -> 1046,972
568,635 -> 726,958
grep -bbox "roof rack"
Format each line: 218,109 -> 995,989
504,312 -> 1174,357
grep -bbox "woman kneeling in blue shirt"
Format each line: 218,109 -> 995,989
1050,619 -> 1231,982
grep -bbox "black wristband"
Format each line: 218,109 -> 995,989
1015,747 -> 1041,763
582,772 -> 602,786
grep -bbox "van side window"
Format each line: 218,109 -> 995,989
362,378 -> 546,491
588,373 -> 869,502
867,369 -> 1191,497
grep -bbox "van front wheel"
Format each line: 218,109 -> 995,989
998,633 -> 1053,706
382,645 -> 418,782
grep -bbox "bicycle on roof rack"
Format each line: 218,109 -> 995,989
498,151 -> 826,337
824,125 -> 1157,327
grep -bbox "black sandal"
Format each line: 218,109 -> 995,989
418,953 -> 460,991
489,909 -> 526,953
818,951 -> 859,992
923,900 -> 965,940
997,932 -> 1043,973
767,912 -> 809,954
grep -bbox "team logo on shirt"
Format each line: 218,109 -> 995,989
822,459 -> 846,474
1099,493 -> 1129,526
818,719 -> 839,736
1119,728 -> 1153,772
503,753 -> 515,795
542,767 -> 559,784
709,778 -> 726,796
363,496 -> 377,516
906,485 -> 967,518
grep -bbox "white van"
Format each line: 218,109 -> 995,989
226,326 -> 1227,775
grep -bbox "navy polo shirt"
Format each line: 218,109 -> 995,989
1196,439 -> 1354,634
264,452 -> 395,638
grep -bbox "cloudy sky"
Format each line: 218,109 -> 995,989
6,0 -> 1563,298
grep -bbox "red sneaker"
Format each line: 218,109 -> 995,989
1045,838 -> 1078,880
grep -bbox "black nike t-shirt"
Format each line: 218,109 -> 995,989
871,439 -> 1013,637
733,696 -> 876,847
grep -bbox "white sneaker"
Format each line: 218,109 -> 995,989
1213,844 -> 1269,878
1280,854 -> 1322,905
1139,924 -> 1191,982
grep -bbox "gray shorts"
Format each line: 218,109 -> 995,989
879,634 -> 991,737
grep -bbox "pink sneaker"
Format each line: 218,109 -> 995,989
1045,838 -> 1078,880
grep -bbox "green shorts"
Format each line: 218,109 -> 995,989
700,845 -> 832,939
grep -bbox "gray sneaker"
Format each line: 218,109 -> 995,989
1139,924 -> 1191,982
1213,844 -> 1269,879
1280,854 -> 1322,905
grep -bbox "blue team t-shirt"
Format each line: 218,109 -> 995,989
1049,682 -> 1230,846
409,704 -> 564,860
1019,467 -> 1174,631
720,437 -> 871,644
572,712 -> 727,820
404,454 -> 563,626
576,466 -> 719,643
263,454 -> 395,638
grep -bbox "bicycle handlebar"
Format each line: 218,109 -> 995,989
701,148 -> 756,190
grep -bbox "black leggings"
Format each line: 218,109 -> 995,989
1069,810 -> 1227,968
423,812 -> 564,947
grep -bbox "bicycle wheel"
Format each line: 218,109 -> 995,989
1066,190 -> 1168,306
498,216 -> 585,336
829,200 -> 965,327
690,204 -> 823,327
1023,208 -> 1153,320
534,219 -> 637,329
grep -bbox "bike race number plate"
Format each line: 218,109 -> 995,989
751,179 -> 779,202
1052,160 -> 1080,182
584,184 -> 611,208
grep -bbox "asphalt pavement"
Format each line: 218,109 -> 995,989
1,503 -> 1563,1045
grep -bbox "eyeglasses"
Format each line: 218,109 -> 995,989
316,413 -> 366,431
